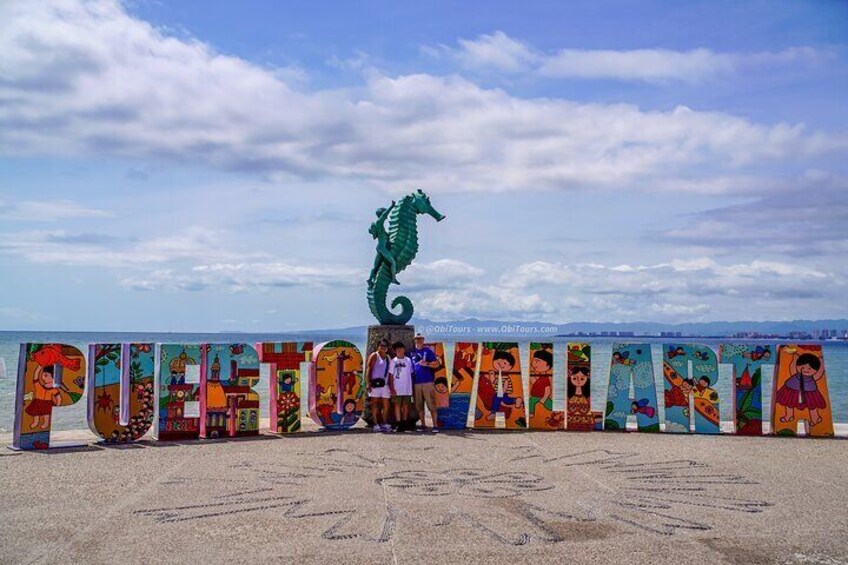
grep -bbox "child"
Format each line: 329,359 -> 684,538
665,377 -> 694,408
340,399 -> 359,426
492,350 -> 522,419
529,349 -> 553,417
366,339 -> 392,432
775,352 -> 827,426
388,342 -> 413,432
477,370 -> 499,421
26,365 -> 62,430
693,376 -> 719,403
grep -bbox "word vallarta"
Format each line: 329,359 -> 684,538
10,340 -> 836,450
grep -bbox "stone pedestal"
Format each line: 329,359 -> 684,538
365,324 -> 415,358
363,324 -> 416,427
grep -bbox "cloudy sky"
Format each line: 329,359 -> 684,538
1,0 -> 846,331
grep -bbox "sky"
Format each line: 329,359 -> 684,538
0,0 -> 847,331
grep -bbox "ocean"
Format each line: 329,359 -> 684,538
1,331 -> 846,432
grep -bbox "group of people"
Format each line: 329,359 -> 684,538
366,333 -> 440,433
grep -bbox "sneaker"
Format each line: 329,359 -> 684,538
417,426 -> 428,433
431,427 -> 439,434
380,424 -> 391,432
373,425 -> 382,433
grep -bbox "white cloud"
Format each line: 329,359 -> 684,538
121,262 -> 362,292
110,254 -> 846,322
443,31 -> 828,83
121,258 -> 479,293
0,226 -> 264,266
539,48 -> 736,82
454,31 -> 539,72
402,259 -> 484,290
0,198 -> 112,221
650,303 -> 711,316
654,172 -> 848,257
408,256 -> 847,322
0,2 -> 843,195
503,258 -> 833,294
416,286 -> 554,321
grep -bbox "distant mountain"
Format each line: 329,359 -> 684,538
294,317 -> 848,338
411,318 -> 848,337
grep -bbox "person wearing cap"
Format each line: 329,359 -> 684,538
410,333 -> 440,432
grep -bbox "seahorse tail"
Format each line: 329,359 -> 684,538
389,295 -> 413,326
367,273 -> 413,326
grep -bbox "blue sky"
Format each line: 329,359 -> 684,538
1,0 -> 846,331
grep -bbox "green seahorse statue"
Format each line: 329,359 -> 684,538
367,189 -> 445,325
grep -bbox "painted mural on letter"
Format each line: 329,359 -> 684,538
310,340 -> 365,430
259,342 -> 313,434
200,343 -> 261,439
438,342 -> 478,429
566,343 -> 595,431
88,343 -> 155,443
662,344 -> 720,434
605,343 -> 659,432
528,343 -> 562,430
772,344 -> 834,437
720,343 -> 771,436
474,342 -> 526,429
13,343 -> 86,450
157,343 -> 202,441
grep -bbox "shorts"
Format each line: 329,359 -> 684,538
414,382 -> 437,414
392,395 -> 412,405
370,386 -> 390,399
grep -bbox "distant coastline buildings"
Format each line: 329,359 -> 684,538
557,328 -> 848,340
731,329 -> 847,341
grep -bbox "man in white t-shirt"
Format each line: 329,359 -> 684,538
388,341 -> 413,432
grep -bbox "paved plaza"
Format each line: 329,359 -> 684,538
1,428 -> 846,564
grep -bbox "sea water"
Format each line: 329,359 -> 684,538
0,331 -> 846,432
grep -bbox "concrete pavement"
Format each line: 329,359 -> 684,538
0,427 -> 846,564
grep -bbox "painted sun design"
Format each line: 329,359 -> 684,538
377,469 -> 553,498
131,442 -> 773,546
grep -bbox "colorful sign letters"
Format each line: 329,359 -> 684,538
259,342 -> 312,434
771,344 -> 834,437
528,342 -> 562,430
309,340 -> 365,430
200,344 -> 261,439
438,342 -> 477,429
6,340 -> 842,449
474,342 -> 526,429
720,344 -> 770,436
13,343 -> 86,450
87,343 -> 155,443
662,344 -> 721,434
566,343 -> 594,431
605,344 -> 660,432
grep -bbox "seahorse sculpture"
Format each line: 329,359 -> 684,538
367,189 -> 445,325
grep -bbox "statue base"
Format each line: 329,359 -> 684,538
365,324 -> 415,358
363,324 -> 416,427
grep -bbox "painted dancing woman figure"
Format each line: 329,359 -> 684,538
775,352 -> 826,426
